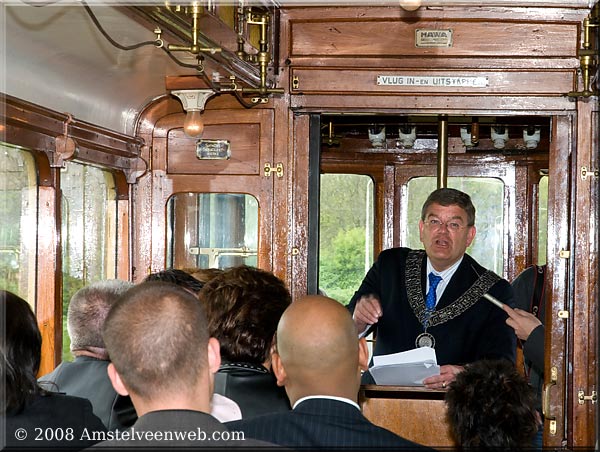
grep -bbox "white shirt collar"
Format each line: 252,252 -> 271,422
293,395 -> 360,411
427,255 -> 463,280
425,256 -> 464,305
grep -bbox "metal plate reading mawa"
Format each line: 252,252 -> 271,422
196,139 -> 231,160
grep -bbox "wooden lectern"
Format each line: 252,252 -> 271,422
359,385 -> 457,449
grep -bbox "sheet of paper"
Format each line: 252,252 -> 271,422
369,347 -> 440,386
372,346 -> 436,367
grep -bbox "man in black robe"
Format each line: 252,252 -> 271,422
349,188 -> 515,388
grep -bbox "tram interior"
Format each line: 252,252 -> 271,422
1,0 -> 598,449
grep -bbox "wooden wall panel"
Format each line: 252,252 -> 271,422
290,20 -> 578,58
291,68 -> 575,96
360,386 -> 455,448
166,109 -> 270,175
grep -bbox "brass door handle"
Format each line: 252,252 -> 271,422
542,381 -> 556,420
542,366 -> 558,419
542,366 -> 558,435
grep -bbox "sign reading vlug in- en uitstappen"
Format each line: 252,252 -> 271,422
376,75 -> 489,88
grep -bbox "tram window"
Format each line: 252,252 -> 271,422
61,163 -> 118,361
319,174 -> 375,305
404,177 -> 504,275
166,193 -> 258,269
537,175 -> 548,265
0,144 -> 37,306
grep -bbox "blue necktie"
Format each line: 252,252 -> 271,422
426,273 -> 443,311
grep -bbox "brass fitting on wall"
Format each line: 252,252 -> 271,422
568,5 -> 599,98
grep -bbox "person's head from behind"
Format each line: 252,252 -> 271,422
199,265 -> 291,367
1,290 -> 42,414
419,187 -> 477,271
272,295 -> 369,405
180,267 -> 224,285
445,359 -> 539,450
67,280 -> 133,358
144,269 -> 204,295
103,282 -> 220,415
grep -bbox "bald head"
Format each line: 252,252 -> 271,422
274,295 -> 367,402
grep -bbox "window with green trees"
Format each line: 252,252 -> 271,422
319,174 -> 374,305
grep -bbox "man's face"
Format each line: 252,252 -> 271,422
418,202 -> 476,271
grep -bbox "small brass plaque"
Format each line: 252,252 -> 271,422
196,139 -> 231,160
415,29 -> 453,48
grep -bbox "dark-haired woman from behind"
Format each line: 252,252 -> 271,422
1,290 -> 107,450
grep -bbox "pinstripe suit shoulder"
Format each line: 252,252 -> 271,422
228,398 -> 432,450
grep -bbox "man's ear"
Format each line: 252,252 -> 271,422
271,352 -> 287,387
207,337 -> 221,374
358,337 -> 369,372
107,363 -> 129,396
466,225 -> 477,247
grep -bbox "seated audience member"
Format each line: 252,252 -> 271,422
39,280 -> 136,430
199,265 -> 292,418
445,359 -> 540,450
228,295 -> 431,450
93,281 -> 273,448
143,268 -> 241,421
144,268 -> 204,294
2,290 -> 106,449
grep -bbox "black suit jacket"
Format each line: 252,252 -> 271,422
39,355 -> 136,430
4,392 -> 107,450
348,248 -> 516,366
228,398 -> 432,449
92,409 -> 276,448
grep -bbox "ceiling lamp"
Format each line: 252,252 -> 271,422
171,89 -> 216,138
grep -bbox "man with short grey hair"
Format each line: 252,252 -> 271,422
39,279 -> 136,430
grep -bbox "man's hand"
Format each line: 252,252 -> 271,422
352,294 -> 382,334
504,305 -> 542,341
423,364 -> 464,390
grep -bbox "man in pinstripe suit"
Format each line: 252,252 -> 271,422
227,295 -> 431,450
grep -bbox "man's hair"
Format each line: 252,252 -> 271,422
67,280 -> 133,351
180,267 -> 224,285
421,188 -> 476,226
103,281 -> 210,399
199,265 -> 291,364
2,290 -> 42,414
144,269 -> 204,294
445,359 -> 539,449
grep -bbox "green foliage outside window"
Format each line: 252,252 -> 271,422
319,174 -> 374,305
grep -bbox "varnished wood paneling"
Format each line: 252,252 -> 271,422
290,95 -> 577,113
36,184 -> 59,376
290,20 -> 579,58
168,125 -> 261,175
289,114 -> 311,300
360,386 -> 455,448
570,100 -> 598,447
291,68 -> 575,96
166,109 -> 272,175
544,114 -> 573,447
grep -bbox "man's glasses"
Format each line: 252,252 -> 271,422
423,218 -> 468,232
